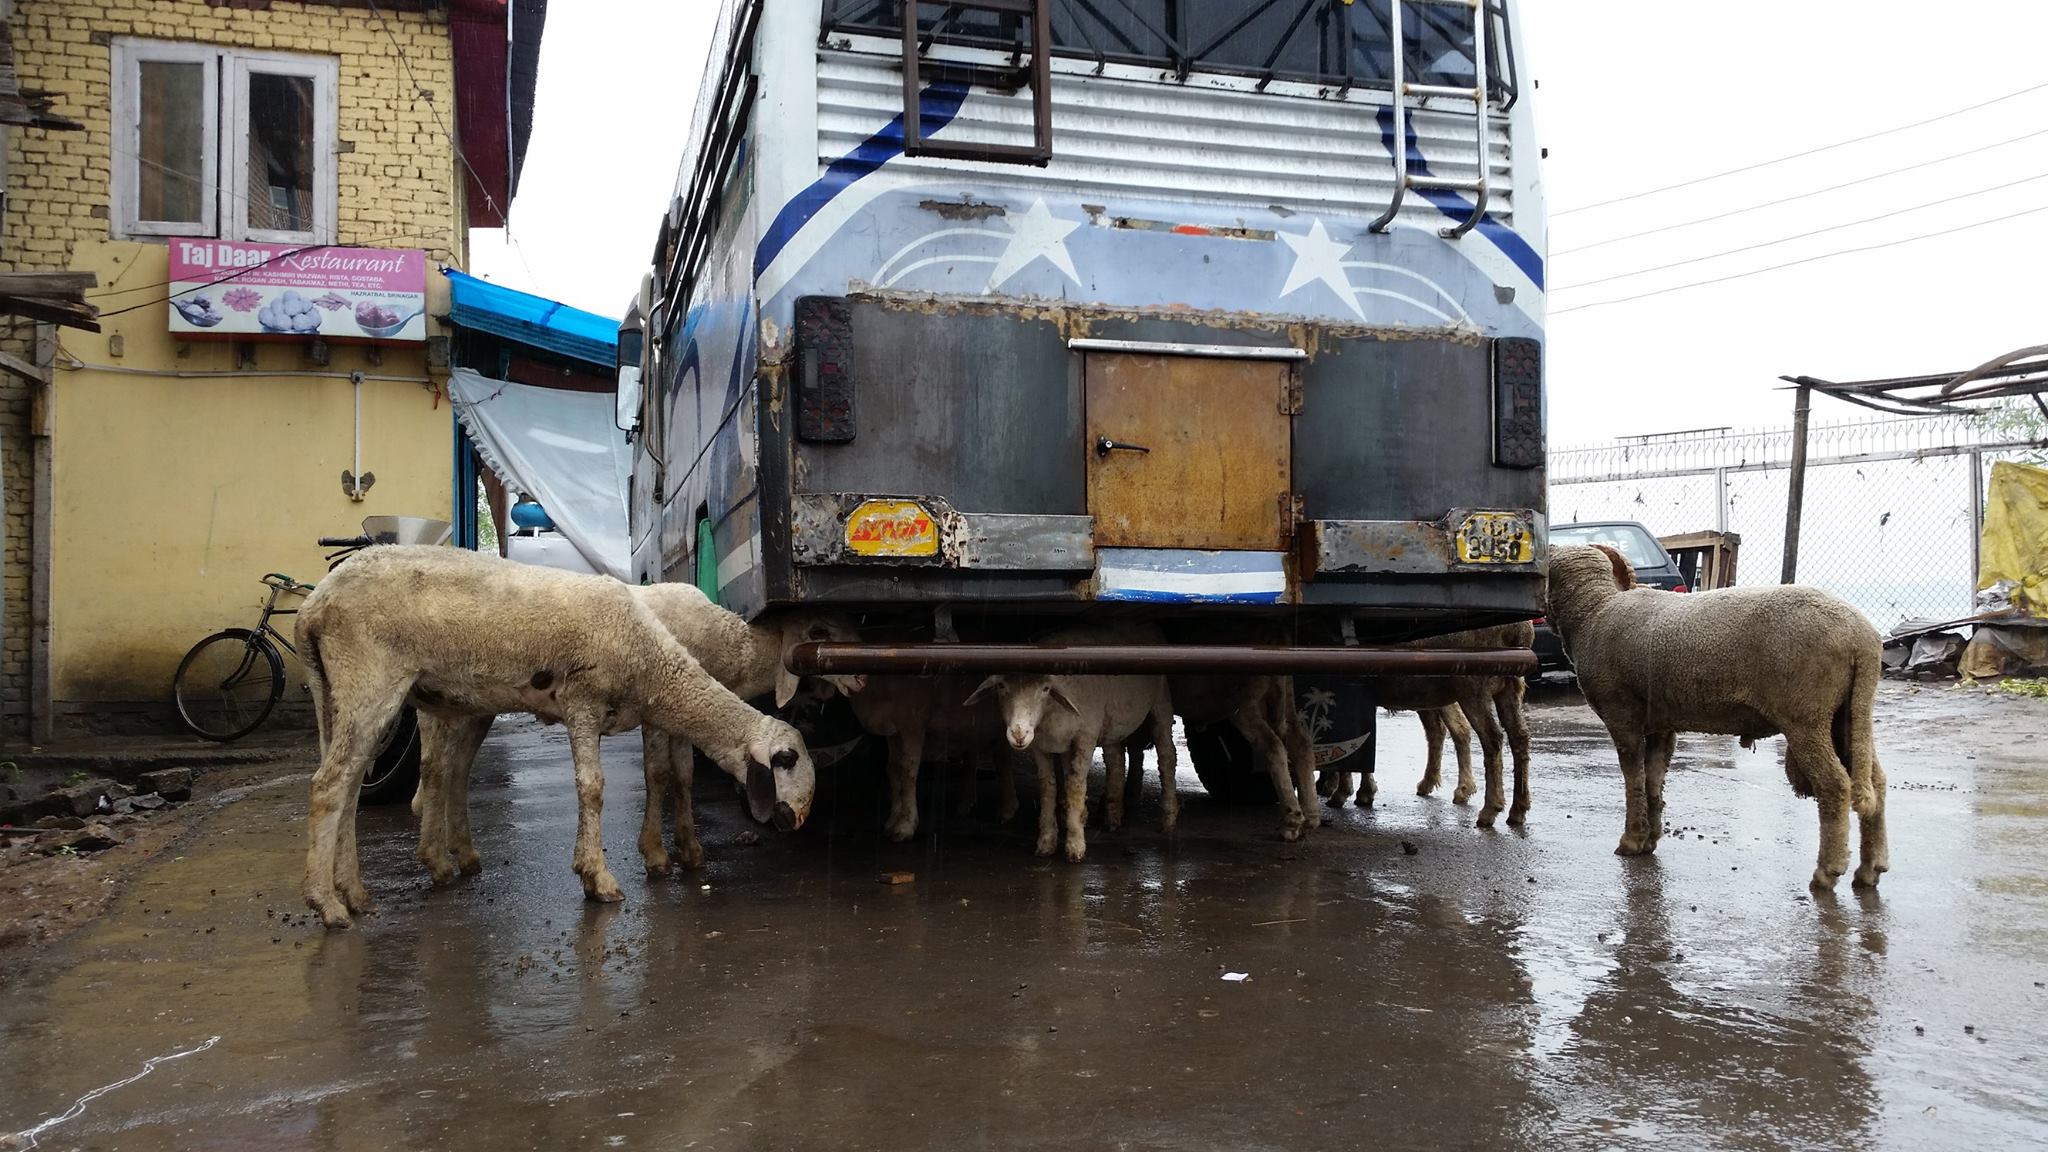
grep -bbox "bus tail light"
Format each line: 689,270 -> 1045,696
1492,336 -> 1542,469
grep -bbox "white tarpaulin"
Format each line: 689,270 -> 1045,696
449,367 -> 631,580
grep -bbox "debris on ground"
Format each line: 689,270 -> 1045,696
733,829 -> 761,846
878,871 -> 916,886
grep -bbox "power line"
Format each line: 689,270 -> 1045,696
1550,203 -> 2048,316
1552,170 -> 2048,291
1552,80 -> 2048,217
1554,126 -> 2048,256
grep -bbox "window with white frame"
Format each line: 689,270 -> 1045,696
111,39 -> 337,243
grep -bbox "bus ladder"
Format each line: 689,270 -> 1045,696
901,0 -> 1054,167
1369,0 -> 1489,238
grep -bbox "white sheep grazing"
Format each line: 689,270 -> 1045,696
1318,623 -> 1535,827
849,675 -> 1015,841
963,630 -> 1177,861
1167,675 -> 1319,841
296,545 -> 814,928
1546,544 -> 1889,888
411,583 -> 861,881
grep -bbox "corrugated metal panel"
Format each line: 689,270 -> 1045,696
815,49 -> 1512,224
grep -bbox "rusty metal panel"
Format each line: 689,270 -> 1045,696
1085,353 -> 1291,550
1312,511 -> 1546,576
953,513 -> 1094,570
791,491 -> 1093,571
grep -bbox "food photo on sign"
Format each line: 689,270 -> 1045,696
165,239 -> 428,342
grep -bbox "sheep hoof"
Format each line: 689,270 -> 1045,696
585,871 -> 625,903
1476,805 -> 1502,829
340,882 -> 375,915
309,895 -> 352,929
1614,837 -> 1655,856
1852,864 -> 1884,889
1416,781 -> 1437,797
1353,791 -> 1374,809
1280,823 -> 1303,844
1810,867 -> 1842,890
422,857 -> 460,886
1451,789 -> 1474,806
678,842 -> 705,871
1506,808 -> 1528,828
1033,838 -> 1057,858
884,821 -> 917,843
455,850 -> 484,877
1063,843 -> 1088,864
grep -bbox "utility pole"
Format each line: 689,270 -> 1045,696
1781,384 -> 1811,584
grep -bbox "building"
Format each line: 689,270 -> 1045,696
1,0 -> 546,738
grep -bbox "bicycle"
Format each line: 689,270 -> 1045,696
171,534 -> 422,803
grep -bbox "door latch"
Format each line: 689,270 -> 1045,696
1095,437 -> 1151,459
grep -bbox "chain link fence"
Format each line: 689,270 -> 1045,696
1550,415 -> 2048,631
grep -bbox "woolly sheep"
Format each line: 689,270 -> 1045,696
410,582 -> 861,881
296,546 -> 814,928
849,675 -> 1017,841
1545,544 -> 1889,888
963,627 -> 1177,861
1320,623 -> 1535,827
1168,675 -> 1319,841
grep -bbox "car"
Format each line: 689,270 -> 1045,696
1534,520 -> 1690,675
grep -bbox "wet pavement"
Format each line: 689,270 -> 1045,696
3,682 -> 2045,1151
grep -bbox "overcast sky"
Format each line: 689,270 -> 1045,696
470,1 -> 2048,445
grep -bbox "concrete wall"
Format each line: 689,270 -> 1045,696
3,1 -> 470,730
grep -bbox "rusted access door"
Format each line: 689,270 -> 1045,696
1085,353 -> 1293,550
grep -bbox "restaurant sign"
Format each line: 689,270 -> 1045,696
167,239 -> 428,342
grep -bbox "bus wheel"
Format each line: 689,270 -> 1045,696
1186,724 -> 1278,805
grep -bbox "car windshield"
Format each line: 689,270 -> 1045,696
1551,523 -> 1667,569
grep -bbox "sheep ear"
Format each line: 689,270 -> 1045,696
962,676 -> 1001,706
1593,544 -> 1637,590
1048,680 -> 1081,715
743,756 -> 778,824
774,662 -> 801,709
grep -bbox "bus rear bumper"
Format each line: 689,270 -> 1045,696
786,642 -> 1536,678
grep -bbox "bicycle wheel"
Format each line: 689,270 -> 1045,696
173,628 -> 285,742
359,704 -> 422,805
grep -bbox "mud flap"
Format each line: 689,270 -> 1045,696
1295,675 -> 1377,781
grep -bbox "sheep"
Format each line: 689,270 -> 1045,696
962,627 -> 1177,861
296,545 -> 815,928
1166,675 -> 1320,841
411,582 -> 861,881
1317,623 -> 1536,828
848,675 -> 1018,841
1545,544 -> 1889,889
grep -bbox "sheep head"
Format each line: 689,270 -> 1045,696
741,717 -> 815,832
963,674 -> 1079,750
774,613 -> 866,708
1543,545 -> 1639,650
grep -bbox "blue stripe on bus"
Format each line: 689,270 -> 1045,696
755,81 -> 972,281
1376,107 -> 1545,290
1096,587 -> 1288,604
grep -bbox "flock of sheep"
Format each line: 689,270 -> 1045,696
294,543 -> 1890,930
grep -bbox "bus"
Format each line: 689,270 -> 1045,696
617,0 -> 1545,795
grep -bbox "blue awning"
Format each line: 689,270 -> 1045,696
443,267 -> 618,367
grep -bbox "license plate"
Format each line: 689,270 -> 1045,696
1454,511 -> 1534,564
845,499 -> 939,558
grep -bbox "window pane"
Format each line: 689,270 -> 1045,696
138,60 -> 206,224
247,72 -> 316,233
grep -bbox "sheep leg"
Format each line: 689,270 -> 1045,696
419,713 -> 491,883
1238,710 -> 1302,842
670,736 -> 703,871
567,720 -> 624,903
1152,709 -> 1180,834
954,753 -> 984,819
1032,749 -> 1060,857
1789,729 -> 1853,889
639,728 -> 674,876
1122,740 -> 1146,817
883,726 -> 926,842
1323,769 -> 1355,807
303,684 -> 409,929
1277,689 -> 1319,832
1102,742 -> 1128,832
1061,741 -> 1095,863
1642,730 -> 1676,848
1417,709 -> 1446,796
1446,704 -> 1477,806
1499,684 -> 1534,827
1607,723 -> 1654,855
1456,684 -> 1508,828
1854,758 -> 1889,888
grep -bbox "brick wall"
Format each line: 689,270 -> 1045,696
1,0 -> 470,736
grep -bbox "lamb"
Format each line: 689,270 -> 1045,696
848,675 -> 1017,841
1318,623 -> 1535,828
963,627 -> 1177,861
296,545 -> 815,928
411,582 -> 861,881
1544,544 -> 1889,889
1167,675 -> 1319,841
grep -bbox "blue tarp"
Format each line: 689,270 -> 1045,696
443,268 -> 619,367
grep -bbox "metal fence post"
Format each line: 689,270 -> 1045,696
1781,385 -> 1812,584
1713,466 -> 1728,534
1968,448 -> 1984,594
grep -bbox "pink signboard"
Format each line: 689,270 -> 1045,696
166,239 -> 428,343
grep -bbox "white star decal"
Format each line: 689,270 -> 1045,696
987,198 -> 1083,290
1279,218 -> 1363,319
